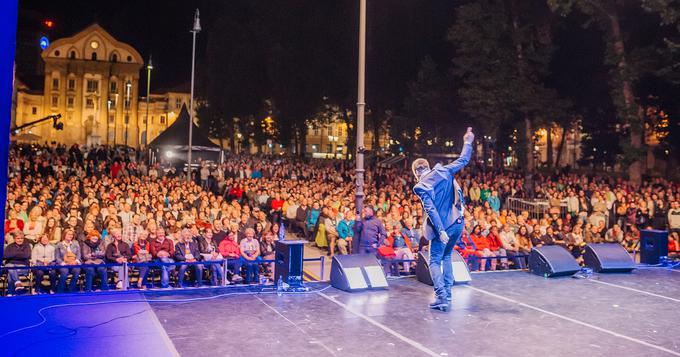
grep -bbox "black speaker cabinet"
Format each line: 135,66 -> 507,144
640,230 -> 669,265
330,254 -> 388,292
274,240 -> 306,288
416,250 -> 471,286
583,243 -> 635,273
529,245 -> 580,277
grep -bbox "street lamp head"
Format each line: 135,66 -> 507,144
192,9 -> 201,32
147,55 -> 153,70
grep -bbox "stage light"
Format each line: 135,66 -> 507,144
43,19 -> 54,28
166,151 -> 174,158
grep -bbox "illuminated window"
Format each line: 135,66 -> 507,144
160,116 -> 166,124
68,79 -> 75,90
52,78 -> 59,89
86,80 -> 98,93
51,95 -> 58,107
32,107 -> 37,115
110,81 -> 117,93
85,98 -> 94,108
67,96 -> 74,108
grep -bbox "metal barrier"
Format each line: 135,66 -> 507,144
0,256 -> 325,295
504,197 -> 572,219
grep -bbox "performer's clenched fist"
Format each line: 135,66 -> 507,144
464,127 -> 475,145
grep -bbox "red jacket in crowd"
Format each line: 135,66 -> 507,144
486,232 -> 503,251
471,234 -> 489,251
149,237 -> 175,259
218,239 -> 240,259
271,199 -> 285,211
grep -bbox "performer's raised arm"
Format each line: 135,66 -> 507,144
444,127 -> 475,175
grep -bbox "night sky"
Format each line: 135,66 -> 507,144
17,0 -> 202,90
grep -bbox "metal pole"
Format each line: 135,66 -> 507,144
145,55 -> 152,148
353,0 -> 366,254
187,9 -> 201,183
125,80 -> 131,147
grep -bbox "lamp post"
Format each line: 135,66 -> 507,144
145,55 -> 153,147
187,8 -> 200,183
106,98 -> 111,145
125,79 -> 131,147
353,0 -> 366,254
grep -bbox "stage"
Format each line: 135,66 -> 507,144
2,268 -> 680,357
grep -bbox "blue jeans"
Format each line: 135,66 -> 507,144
225,258 -> 242,281
33,267 -> 56,293
241,257 -> 261,283
58,267 -> 81,293
429,223 -> 463,300
178,263 -> 204,287
157,258 -> 175,288
207,263 -> 223,285
84,266 -> 109,292
6,263 -> 28,295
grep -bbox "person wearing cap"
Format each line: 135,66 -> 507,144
412,127 -> 474,311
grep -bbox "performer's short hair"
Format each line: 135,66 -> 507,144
412,158 -> 430,180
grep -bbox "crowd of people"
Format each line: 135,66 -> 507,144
2,143 -> 679,296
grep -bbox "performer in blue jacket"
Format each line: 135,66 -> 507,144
413,127 -> 474,311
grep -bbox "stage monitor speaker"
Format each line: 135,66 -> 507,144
583,243 -> 635,273
639,229 -> 669,265
529,246 -> 580,277
275,240 -> 307,289
416,250 -> 472,286
330,254 -> 388,292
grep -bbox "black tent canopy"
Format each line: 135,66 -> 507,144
148,104 -> 222,164
149,104 -> 220,151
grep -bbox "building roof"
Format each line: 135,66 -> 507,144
148,103 -> 220,151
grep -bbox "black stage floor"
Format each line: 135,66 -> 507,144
3,268 -> 680,357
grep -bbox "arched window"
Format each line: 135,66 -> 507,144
127,55 -> 132,62
111,54 -> 118,62
70,51 -> 76,59
91,52 -> 97,61
54,50 -> 60,57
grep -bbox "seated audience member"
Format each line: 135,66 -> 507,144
377,227 -> 398,276
622,231 -> 640,253
470,225 -> 496,271
218,232 -> 243,283
337,210 -> 355,255
668,231 -> 679,258
604,224 -> 624,244
540,226 -> 559,246
31,233 -> 56,294
487,226 -> 508,269
4,230 -> 31,295
259,232 -> 276,279
105,228 -> 132,289
456,228 -> 479,270
240,228 -> 261,284
565,225 -> 586,259
174,228 -> 204,287
401,219 -> 419,252
388,223 -> 414,273
530,224 -> 544,248
149,228 -> 175,288
132,230 -> 152,289
55,228 -> 82,293
81,231 -> 109,292
499,225 -> 522,269
5,210 -> 24,235
198,227 -> 224,285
